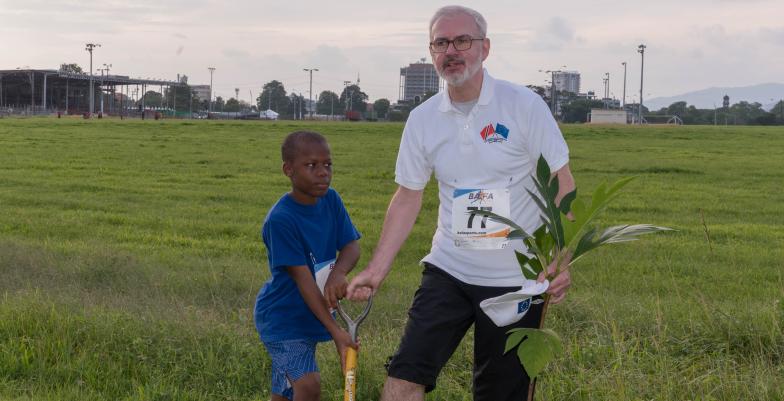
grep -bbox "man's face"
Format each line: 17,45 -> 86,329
429,12 -> 489,87
283,141 -> 332,205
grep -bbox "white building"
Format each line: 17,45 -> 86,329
399,60 -> 440,103
553,71 -> 580,94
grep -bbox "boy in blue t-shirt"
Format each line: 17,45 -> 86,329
255,131 -> 361,401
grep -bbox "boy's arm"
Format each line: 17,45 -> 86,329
324,240 -> 360,308
287,265 -> 356,370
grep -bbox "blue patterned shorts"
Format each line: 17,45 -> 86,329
263,339 -> 319,399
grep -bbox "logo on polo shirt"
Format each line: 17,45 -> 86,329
480,123 -> 509,143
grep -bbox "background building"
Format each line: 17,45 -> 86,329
399,60 -> 440,103
191,85 -> 211,103
552,70 -> 580,94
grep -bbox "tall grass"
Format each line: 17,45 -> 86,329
1,118 -> 782,400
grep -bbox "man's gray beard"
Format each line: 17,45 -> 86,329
439,61 -> 482,87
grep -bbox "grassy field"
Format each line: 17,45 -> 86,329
0,118 -> 782,400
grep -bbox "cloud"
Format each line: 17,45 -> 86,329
760,27 -> 784,46
546,17 -> 576,42
301,45 -> 350,72
222,48 -> 251,60
525,17 -> 578,51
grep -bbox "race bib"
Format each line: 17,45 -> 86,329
314,258 -> 336,295
452,188 -> 511,250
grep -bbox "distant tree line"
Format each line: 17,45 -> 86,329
256,80 -> 393,120
541,87 -> 784,126
647,100 -> 784,125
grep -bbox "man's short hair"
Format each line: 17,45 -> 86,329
429,5 -> 487,39
281,131 -> 329,162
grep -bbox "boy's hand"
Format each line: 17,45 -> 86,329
332,329 -> 358,373
324,270 -> 348,309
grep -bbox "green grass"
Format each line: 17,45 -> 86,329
1,118 -> 782,400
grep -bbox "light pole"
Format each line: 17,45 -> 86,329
207,67 -> 215,112
85,43 -> 101,115
603,73 -> 610,108
621,62 -> 627,108
638,44 -> 646,124
343,80 -> 352,114
303,68 -> 319,118
235,87 -> 239,116
99,63 -> 111,115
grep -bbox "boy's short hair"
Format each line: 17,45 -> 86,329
281,131 -> 329,162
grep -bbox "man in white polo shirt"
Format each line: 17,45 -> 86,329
347,5 -> 575,401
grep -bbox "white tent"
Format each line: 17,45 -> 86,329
261,109 -> 279,120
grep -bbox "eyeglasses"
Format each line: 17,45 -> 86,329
429,35 -> 484,53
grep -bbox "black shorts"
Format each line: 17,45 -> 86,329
386,263 -> 544,401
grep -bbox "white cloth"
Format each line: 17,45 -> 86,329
479,279 -> 550,327
395,69 -> 570,286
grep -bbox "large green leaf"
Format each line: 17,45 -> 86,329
571,224 -> 674,263
509,328 -> 563,379
562,176 -> 636,252
515,251 -> 539,280
469,209 -> 529,238
504,328 -> 528,354
558,189 -> 577,215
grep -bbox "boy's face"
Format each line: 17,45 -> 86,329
283,141 -> 332,205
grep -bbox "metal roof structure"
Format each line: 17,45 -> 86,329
0,68 -> 187,115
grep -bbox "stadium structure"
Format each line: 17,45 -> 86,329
0,68 -> 183,116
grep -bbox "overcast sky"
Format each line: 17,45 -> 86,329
2,0 -> 782,103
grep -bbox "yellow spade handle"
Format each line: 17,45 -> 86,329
343,347 -> 358,401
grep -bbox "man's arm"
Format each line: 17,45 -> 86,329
287,265 -> 356,370
346,186 -> 424,299
324,240 -> 360,308
539,163 -> 576,304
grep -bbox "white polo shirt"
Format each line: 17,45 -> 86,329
395,69 -> 569,287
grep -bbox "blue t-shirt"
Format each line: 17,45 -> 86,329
254,188 -> 361,342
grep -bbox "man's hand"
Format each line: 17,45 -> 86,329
346,269 -> 379,301
538,252 -> 572,304
332,328 -> 358,373
324,269 -> 348,309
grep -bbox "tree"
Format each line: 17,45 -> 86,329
289,93 -> 306,119
388,103 -> 411,122
214,96 -> 225,112
257,80 -> 290,114
59,63 -> 83,74
339,84 -> 368,114
317,90 -> 341,115
666,101 -> 688,117
526,85 -> 547,99
225,97 -> 240,112
755,112 -> 777,125
560,98 -> 604,123
139,91 -> 163,107
165,84 -> 198,114
373,98 -> 391,119
729,101 -> 766,125
770,100 -> 784,124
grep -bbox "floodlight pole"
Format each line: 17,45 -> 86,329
85,43 -> 101,115
638,44 -> 646,124
621,62 -> 627,108
99,63 -> 111,115
208,67 -> 215,112
304,68 -> 319,118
